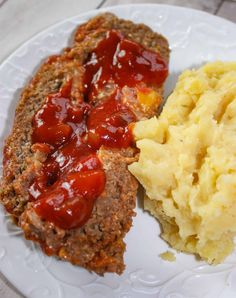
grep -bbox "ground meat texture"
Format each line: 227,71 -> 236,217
0,13 -> 169,274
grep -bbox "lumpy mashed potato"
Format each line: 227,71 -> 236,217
129,61 -> 236,264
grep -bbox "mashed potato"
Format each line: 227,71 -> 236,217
160,251 -> 176,262
129,61 -> 236,264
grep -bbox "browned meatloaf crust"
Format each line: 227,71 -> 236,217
0,13 -> 169,274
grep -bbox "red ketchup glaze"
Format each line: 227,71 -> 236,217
33,169 -> 105,229
83,30 -> 168,99
87,90 -> 136,149
32,80 -> 89,147
31,81 -> 106,229
30,30 -> 168,230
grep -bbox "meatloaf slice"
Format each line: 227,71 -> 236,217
0,13 -> 169,274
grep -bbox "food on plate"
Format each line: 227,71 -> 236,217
129,61 -> 236,264
160,251 -> 176,262
0,13 -> 169,274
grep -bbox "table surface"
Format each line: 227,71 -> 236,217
0,0 -> 235,297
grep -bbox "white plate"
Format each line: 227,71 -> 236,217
0,4 -> 236,298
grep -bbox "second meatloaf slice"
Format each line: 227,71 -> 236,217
0,13 -> 169,274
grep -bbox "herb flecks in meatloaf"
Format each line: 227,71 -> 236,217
0,13 -> 169,275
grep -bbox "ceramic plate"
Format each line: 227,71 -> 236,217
0,4 -> 236,298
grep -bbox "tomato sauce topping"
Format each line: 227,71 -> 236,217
30,30 -> 168,229
84,30 -> 168,99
